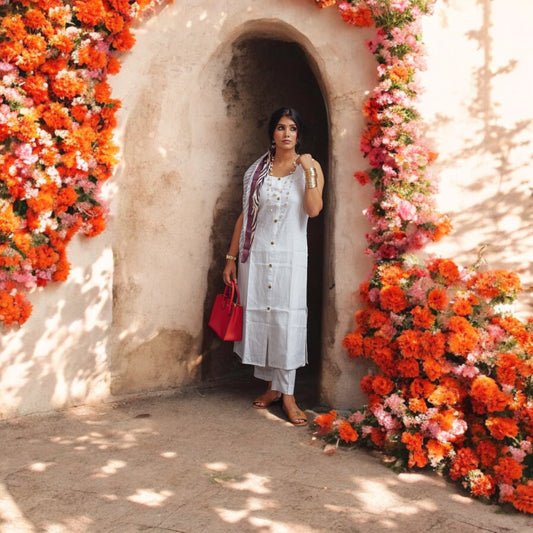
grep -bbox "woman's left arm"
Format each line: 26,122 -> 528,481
298,154 -> 324,218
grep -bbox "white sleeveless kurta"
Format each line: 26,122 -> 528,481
234,156 -> 309,370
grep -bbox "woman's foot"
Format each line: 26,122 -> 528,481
282,395 -> 307,426
253,384 -> 282,409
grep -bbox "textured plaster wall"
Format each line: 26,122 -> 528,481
1,0 -> 531,418
109,0 -> 375,406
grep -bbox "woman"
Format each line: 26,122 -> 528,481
222,107 -> 325,426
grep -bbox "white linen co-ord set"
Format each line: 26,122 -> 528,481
234,155 -> 309,394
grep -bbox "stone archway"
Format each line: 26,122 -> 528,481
201,33 -> 329,400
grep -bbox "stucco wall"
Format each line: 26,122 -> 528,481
1,0 -> 531,418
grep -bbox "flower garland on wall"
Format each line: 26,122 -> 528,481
314,0 -> 533,515
0,0 -> 159,326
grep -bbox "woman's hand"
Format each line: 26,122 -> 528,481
223,260 -> 237,286
297,153 -> 314,171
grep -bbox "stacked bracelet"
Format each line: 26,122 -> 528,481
305,167 -> 317,189
225,254 -> 237,261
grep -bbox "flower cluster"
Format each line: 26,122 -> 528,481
334,256 -> 533,512
314,0 -> 533,515
317,0 -> 449,260
0,0 -> 158,326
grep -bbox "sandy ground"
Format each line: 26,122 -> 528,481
1,375 -> 533,533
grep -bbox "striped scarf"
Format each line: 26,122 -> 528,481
240,150 -> 273,263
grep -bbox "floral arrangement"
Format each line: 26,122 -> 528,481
0,0 -> 158,326
314,0 -> 533,515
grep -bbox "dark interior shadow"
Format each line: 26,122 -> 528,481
200,36 -> 329,403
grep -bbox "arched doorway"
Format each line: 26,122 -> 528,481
202,34 -> 329,403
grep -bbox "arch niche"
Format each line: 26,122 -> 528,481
201,21 -> 330,401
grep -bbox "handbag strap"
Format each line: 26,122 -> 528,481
224,282 -> 235,304
232,281 -> 241,305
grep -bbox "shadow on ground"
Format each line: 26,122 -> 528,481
1,377 -> 532,533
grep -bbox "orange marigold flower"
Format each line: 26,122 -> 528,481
51,70 -> 85,100
511,484 -> 533,514
427,288 -> 448,311
380,285 -> 408,312
401,432 -> 428,468
452,297 -> 474,317
23,8 -> 52,35
409,397 -> 428,413
112,27 -> 136,52
397,329 -> 421,359
78,43 -> 108,70
426,439 -> 452,464
74,0 -> 106,26
485,416 -> 519,440
338,421 -> 358,443
410,378 -> 435,398
104,11 -> 125,33
470,375 -> 508,414
389,64 -> 410,83
0,291 -> 32,325
367,309 -> 389,329
372,375 -> 394,396
397,358 -> 420,378
362,98 -> 380,121
428,384 -> 460,407
107,55 -> 122,75
27,244 -> 60,271
1,14 -> 27,41
54,186 -> 78,215
41,102 -> 73,131
422,357 -> 445,381
431,216 -> 452,241
468,471 -> 496,498
0,202 -> 21,235
380,264 -> 406,286
370,427 -> 386,447
475,440 -> 498,468
94,81 -> 112,103
411,305 -> 435,329
17,34 -> 47,71
493,457 -> 523,485
342,332 -> 364,358
427,258 -> 460,284
495,352 -> 520,386
315,410 -> 337,435
449,447 -> 479,481
338,3 -> 373,27
52,252 -> 71,282
360,375 -> 374,395
23,74 -> 49,105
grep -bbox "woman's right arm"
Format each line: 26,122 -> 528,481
222,211 -> 243,286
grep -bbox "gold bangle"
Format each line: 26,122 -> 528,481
225,254 -> 237,261
304,167 -> 317,179
305,176 -> 317,189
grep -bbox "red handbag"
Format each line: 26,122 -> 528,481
208,281 -> 243,341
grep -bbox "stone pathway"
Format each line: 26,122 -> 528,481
1,377 -> 532,532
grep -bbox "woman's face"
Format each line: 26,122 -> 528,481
272,116 -> 298,152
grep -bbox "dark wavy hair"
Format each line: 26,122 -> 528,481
268,107 -> 304,152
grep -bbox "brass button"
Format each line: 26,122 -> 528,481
268,285 -> 272,289
274,219 -> 278,223
271,241 -> 274,245
267,307 -> 270,311
269,264 -> 272,268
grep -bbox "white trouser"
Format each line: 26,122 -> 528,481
254,365 -> 296,395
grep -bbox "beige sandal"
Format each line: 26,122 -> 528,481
283,406 -> 308,426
